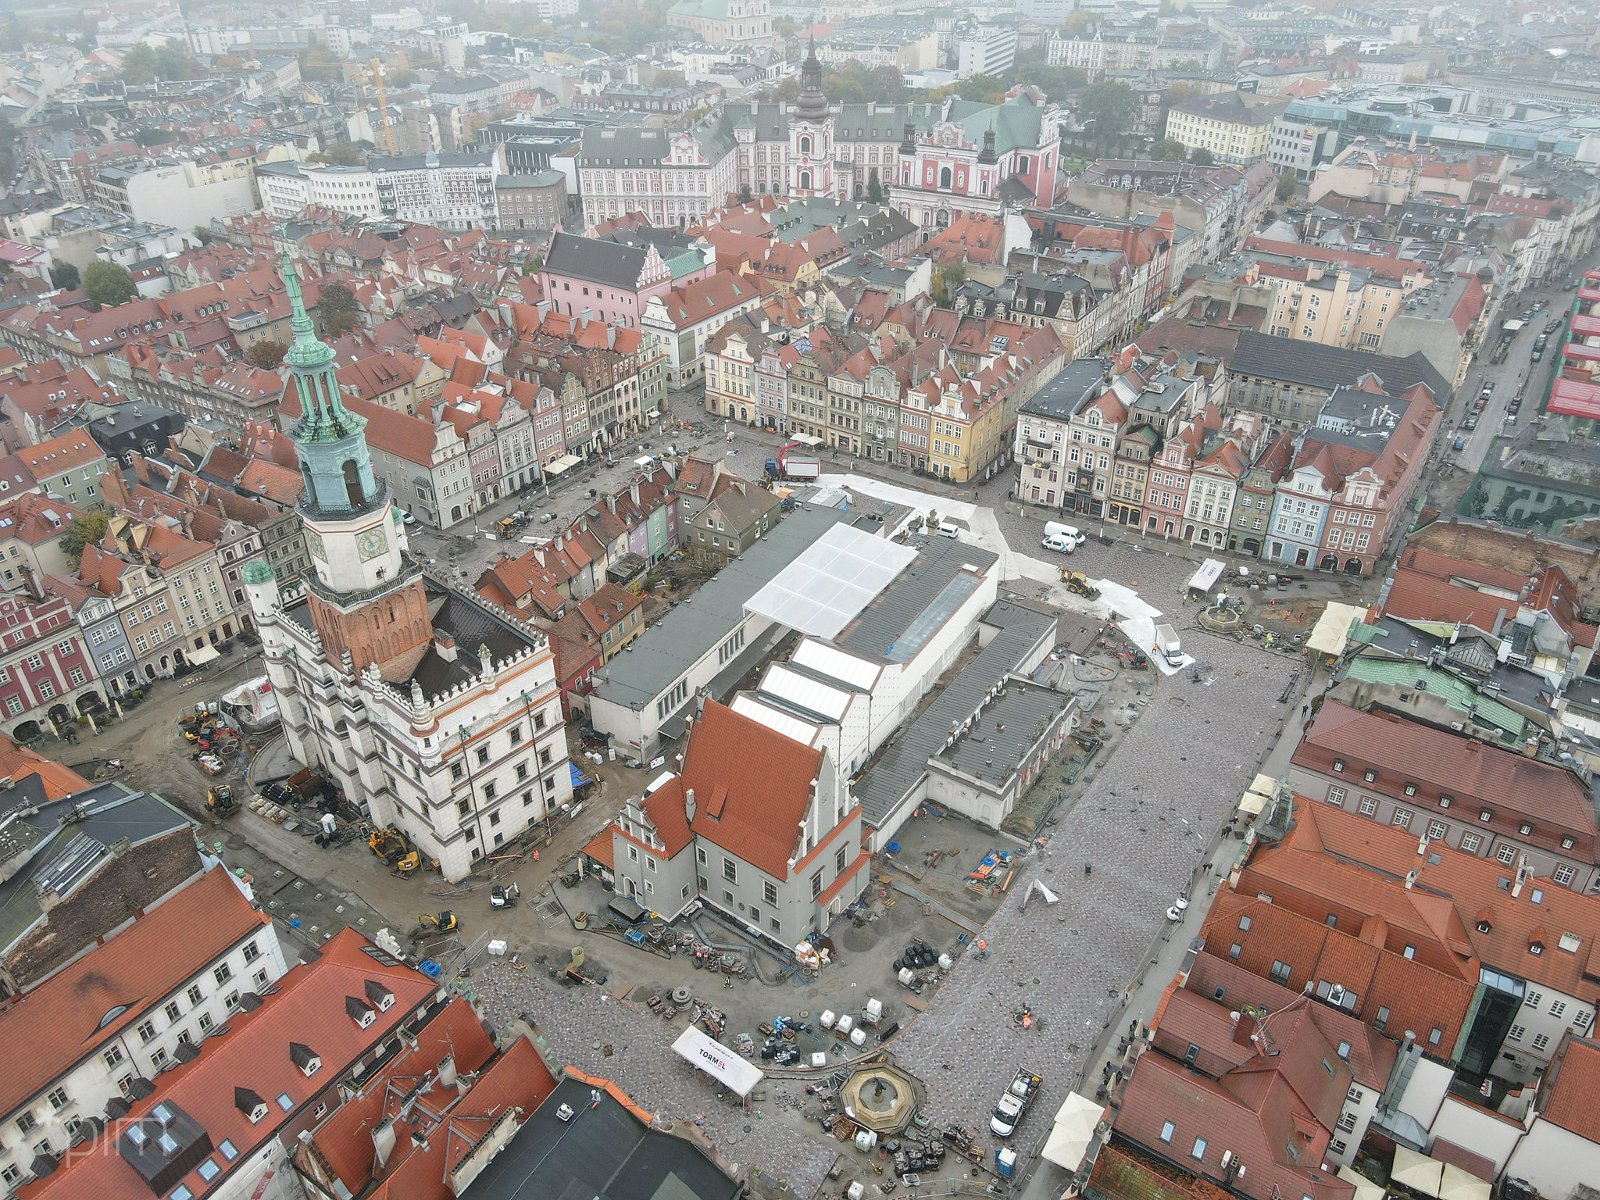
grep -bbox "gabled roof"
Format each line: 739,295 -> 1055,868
543,231 -> 648,291
679,701 -> 823,879
26,929 -> 439,1200
1537,1033 -> 1600,1143
0,868 -> 265,1121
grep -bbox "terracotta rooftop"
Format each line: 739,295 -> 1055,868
25,928 -> 439,1200
679,700 -> 823,879
0,868 -> 267,1121
1537,1032 -> 1600,1143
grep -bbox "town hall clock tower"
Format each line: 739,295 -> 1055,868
279,255 -> 432,680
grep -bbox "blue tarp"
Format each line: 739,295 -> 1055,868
570,762 -> 593,789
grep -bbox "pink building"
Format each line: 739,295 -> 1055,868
0,592 -> 99,739
539,232 -> 685,328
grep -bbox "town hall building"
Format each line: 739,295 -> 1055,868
247,258 -> 572,881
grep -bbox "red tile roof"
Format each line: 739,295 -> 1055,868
1291,702 -> 1596,857
680,701 -> 822,879
1537,1033 -> 1600,1143
0,868 -> 267,1120
25,928 -> 439,1200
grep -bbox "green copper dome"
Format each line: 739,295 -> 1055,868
242,558 -> 275,584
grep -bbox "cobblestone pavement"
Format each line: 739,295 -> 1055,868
473,961 -> 835,1196
890,625 -> 1296,1150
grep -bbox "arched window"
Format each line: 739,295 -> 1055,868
939,166 -> 952,190
798,170 -> 812,192
799,135 -> 811,155
342,460 -> 364,508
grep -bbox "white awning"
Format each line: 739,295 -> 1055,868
187,643 -> 221,666
672,1025 -> 764,1097
1338,1167 -> 1385,1200
1307,602 -> 1369,657
1439,1165 -> 1490,1200
1040,1092 -> 1104,1171
1392,1146 -> 1446,1197
543,453 -> 582,477
1186,558 -> 1226,595
1237,790 -> 1268,816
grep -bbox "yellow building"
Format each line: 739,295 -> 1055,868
1165,92 -> 1286,166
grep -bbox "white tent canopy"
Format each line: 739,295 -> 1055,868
1307,602 -> 1368,657
187,643 -> 221,667
671,1026 -> 764,1097
1040,1092 -> 1104,1171
1338,1167 -> 1385,1200
1186,558 -> 1226,595
1391,1146 -> 1488,1200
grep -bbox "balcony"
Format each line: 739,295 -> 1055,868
1022,443 -> 1056,464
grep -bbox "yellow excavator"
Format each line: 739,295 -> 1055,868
412,911 -> 459,940
1059,568 -> 1101,600
205,784 -> 237,816
368,825 -> 409,863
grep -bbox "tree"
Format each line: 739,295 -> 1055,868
315,282 -> 360,337
520,253 -> 544,277
1276,173 -> 1298,202
83,261 -> 137,309
1062,10 -> 1096,34
653,68 -> 687,87
1153,138 -> 1190,161
133,128 -> 178,146
1189,148 -> 1216,166
931,263 -> 966,306
953,74 -> 1009,104
49,262 -> 80,291
59,512 -> 110,568
1076,82 -> 1135,152
867,168 -> 884,205
307,141 -> 365,167
244,339 -> 288,369
120,42 -> 200,86
1012,62 -> 1088,102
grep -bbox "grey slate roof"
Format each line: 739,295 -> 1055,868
1021,358 -> 1109,421
0,782 -> 193,956
412,579 -> 545,698
468,1076 -> 740,1200
838,534 -> 998,663
855,599 -> 1056,828
543,231 -> 648,291
591,505 -> 854,713
934,679 -> 1073,787
1230,331 -> 1451,404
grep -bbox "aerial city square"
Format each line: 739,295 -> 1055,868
0,2 -> 1597,1200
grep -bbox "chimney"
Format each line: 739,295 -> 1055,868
373,1118 -> 397,1167
1231,1011 -> 1258,1047
1404,869 -> 1417,889
684,787 -> 696,823
434,632 -> 457,661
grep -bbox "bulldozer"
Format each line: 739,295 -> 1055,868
1059,568 -> 1101,600
368,825 -> 410,864
205,784 -> 237,816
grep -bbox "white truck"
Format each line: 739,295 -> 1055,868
1155,623 -> 1182,667
990,1068 -> 1042,1137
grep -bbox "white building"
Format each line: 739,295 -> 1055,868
255,148 -> 505,231
0,867 -> 288,1193
955,24 -> 1019,80
248,259 -> 572,882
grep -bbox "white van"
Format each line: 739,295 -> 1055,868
1044,521 -> 1087,547
1041,533 -> 1075,553
937,521 -> 960,539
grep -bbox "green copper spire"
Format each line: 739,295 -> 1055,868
281,252 -> 363,445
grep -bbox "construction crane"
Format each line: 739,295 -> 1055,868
371,58 -> 397,156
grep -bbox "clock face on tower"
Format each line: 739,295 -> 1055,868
356,526 -> 389,562
305,528 -> 326,561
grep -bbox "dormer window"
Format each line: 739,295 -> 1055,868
234,1087 -> 268,1124
1439,796 -> 1452,809
364,979 -> 395,1011
1530,941 -> 1544,956
1480,810 -> 1492,823
1477,921 -> 1492,934
1363,769 -> 1376,783
290,1043 -> 321,1077
1403,783 -> 1417,796
1520,823 -> 1533,836
1562,837 -> 1575,850
346,996 -> 376,1028
1332,759 -> 1345,773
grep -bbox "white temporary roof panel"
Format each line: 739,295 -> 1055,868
1307,601 -> 1369,657
671,1025 -> 764,1097
1338,1168 -> 1385,1200
729,695 -> 821,747
187,643 -> 221,666
745,524 -> 916,640
793,639 -> 882,691
763,662 -> 852,721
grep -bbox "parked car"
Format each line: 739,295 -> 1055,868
1464,414 -> 1479,431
